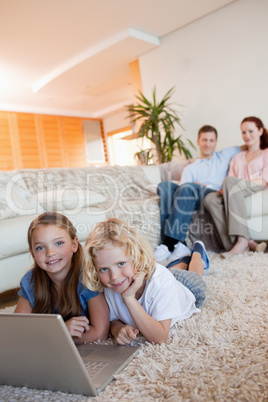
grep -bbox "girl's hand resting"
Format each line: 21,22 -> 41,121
65,316 -> 90,338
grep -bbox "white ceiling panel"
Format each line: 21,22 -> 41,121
0,0 -> 236,117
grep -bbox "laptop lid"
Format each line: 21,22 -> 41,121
0,313 -> 139,396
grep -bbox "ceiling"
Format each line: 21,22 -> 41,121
0,0 -> 235,118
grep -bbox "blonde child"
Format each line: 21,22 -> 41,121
83,218 -> 208,345
15,212 -> 110,344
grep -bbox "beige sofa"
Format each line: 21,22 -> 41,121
0,165 -> 162,294
161,161 -> 268,251
1,162 -> 268,294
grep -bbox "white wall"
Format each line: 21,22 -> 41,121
102,109 -> 129,136
138,0 -> 268,157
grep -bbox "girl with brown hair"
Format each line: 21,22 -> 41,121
15,212 -> 109,344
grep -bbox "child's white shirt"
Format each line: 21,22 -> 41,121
104,263 -> 199,328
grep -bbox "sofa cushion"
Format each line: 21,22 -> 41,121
160,160 -> 193,182
141,165 -> 161,186
20,166 -> 157,199
0,208 -> 108,260
0,214 -> 38,259
34,189 -> 106,212
0,172 -> 44,220
105,198 -> 161,250
64,208 -> 107,242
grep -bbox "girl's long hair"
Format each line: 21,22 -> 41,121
241,116 -> 268,149
83,218 -> 156,292
28,212 -> 83,320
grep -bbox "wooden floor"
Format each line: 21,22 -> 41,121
0,289 -> 19,309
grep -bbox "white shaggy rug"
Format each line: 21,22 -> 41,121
0,252 -> 267,401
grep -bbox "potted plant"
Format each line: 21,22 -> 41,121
127,87 -> 195,164
134,148 -> 153,165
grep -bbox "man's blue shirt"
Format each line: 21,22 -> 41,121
180,146 -> 240,191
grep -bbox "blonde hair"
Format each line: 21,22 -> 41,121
28,212 -> 83,319
83,218 -> 156,292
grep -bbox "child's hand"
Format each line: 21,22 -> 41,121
114,325 -> 139,345
122,272 -> 145,300
65,316 -> 90,338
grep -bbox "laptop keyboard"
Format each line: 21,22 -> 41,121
84,360 -> 108,376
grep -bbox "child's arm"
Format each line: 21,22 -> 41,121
123,301 -> 171,344
121,273 -> 172,344
15,295 -> 96,342
65,316 -> 90,341
72,293 -> 110,344
14,296 -> 33,313
110,320 -> 139,345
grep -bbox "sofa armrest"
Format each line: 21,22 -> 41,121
245,188 -> 268,218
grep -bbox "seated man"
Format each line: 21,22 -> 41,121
155,125 -> 241,262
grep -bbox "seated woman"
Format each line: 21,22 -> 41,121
204,116 -> 268,257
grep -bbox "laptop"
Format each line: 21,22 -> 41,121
0,313 -> 139,396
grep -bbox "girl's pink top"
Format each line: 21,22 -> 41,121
228,149 -> 268,186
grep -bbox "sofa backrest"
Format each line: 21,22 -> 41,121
0,165 -> 162,221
